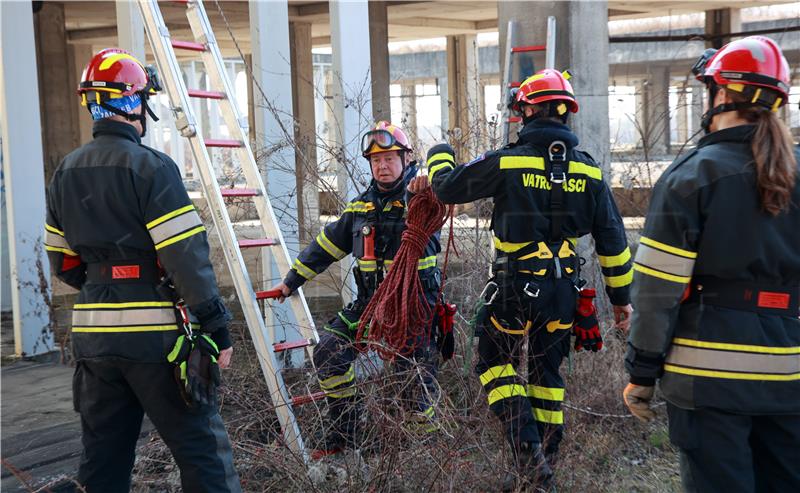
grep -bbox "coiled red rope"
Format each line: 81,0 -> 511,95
356,187 -> 453,360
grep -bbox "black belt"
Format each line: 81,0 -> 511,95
685,276 -> 800,316
86,259 -> 162,284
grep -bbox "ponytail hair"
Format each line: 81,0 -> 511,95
731,91 -> 798,216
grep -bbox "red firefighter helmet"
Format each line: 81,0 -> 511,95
512,69 -> 579,115
693,36 -> 790,110
361,121 -> 412,158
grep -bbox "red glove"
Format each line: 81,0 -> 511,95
436,303 -> 457,360
574,288 -> 602,352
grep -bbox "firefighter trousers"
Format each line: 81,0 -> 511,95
313,301 -> 440,444
476,277 -> 576,461
72,359 -> 241,493
667,403 -> 800,493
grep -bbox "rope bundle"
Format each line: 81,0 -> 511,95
356,187 -> 452,360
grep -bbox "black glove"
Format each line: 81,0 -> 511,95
426,143 -> 456,180
167,333 -> 221,407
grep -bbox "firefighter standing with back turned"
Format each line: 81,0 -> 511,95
271,122 -> 445,458
623,36 -> 800,492
427,69 -> 633,490
44,48 -> 241,492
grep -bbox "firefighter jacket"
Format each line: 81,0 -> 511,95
45,120 -> 231,363
427,120 -> 632,306
283,163 -> 441,300
626,125 -> 800,414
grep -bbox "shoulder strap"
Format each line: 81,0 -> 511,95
546,140 -> 567,242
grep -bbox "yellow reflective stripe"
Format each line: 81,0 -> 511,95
326,387 -> 357,398
518,242 -> 553,260
421,405 -> 435,418
316,231 -> 346,260
357,259 -> 377,272
479,364 -> 517,386
672,338 -> 800,355
493,236 -> 534,253
533,407 -> 564,424
490,316 -> 532,335
417,255 -> 437,270
598,247 -> 631,268
634,263 -> 691,284
45,245 -> 79,256
427,152 -> 455,166
149,210 -> 203,245
293,259 -> 317,280
664,364 -> 800,382
428,162 -> 454,182
72,325 -> 179,333
527,385 -> 565,401
45,223 -> 65,236
154,225 -> 206,250
343,201 -> 375,213
320,366 -> 355,389
499,156 -> 545,170
487,384 -> 527,405
75,301 -> 173,309
568,161 -> 602,180
604,267 -> 634,288
546,319 -> 573,332
639,236 -> 697,259
146,204 -> 196,230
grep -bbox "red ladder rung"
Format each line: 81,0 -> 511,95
238,238 -> 279,248
508,116 -> 522,123
291,392 -> 327,406
220,188 -> 260,198
511,45 -> 546,53
255,289 -> 284,300
188,89 -> 226,100
171,40 -> 206,52
205,139 -> 243,148
273,339 -> 313,353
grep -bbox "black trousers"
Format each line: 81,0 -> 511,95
476,277 -> 576,459
668,403 -> 800,493
72,359 -> 241,493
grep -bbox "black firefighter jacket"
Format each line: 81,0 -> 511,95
427,120 -> 632,306
45,120 -> 230,362
283,163 -> 441,299
626,125 -> 800,414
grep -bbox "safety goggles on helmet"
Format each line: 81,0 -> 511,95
691,48 -> 718,80
360,129 -> 410,156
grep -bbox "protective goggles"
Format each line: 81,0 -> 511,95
360,129 -> 407,155
691,48 -> 718,79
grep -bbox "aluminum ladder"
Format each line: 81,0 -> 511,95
138,0 -> 325,463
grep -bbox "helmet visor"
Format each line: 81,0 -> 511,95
361,129 -> 397,155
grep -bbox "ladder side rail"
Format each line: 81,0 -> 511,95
502,20 -> 516,145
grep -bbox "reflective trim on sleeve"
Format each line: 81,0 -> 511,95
598,247 -> 631,268
533,407 -> 564,424
45,223 -> 65,236
292,259 -> 318,280
487,384 -> 527,405
319,365 -> 355,390
527,385 -> 565,401
639,236 -> 697,259
154,226 -> 206,250
634,242 -> 695,279
45,245 -> 79,257
45,231 -> 71,250
146,204 -> 196,229
428,162 -> 454,182
499,156 -> 545,170
325,387 -> 357,399
427,152 -> 456,167
149,209 -> 204,245
568,161 -> 602,180
633,263 -> 691,284
316,230 -> 346,260
479,364 -> 517,386
603,268 -> 634,288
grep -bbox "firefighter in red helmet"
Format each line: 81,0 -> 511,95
45,48 -> 241,491
624,36 -> 800,492
427,68 -> 633,490
272,122 -> 445,457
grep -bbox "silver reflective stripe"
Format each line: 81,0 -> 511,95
148,210 -> 203,245
635,242 -> 695,277
45,231 -> 71,250
72,307 -> 178,327
666,345 -> 800,375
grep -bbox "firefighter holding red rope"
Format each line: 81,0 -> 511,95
272,122 -> 446,457
427,69 -> 633,490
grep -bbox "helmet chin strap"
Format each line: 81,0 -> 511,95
700,84 -> 757,133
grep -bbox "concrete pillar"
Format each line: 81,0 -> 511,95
1,0 -> 54,357
498,1 -> 610,167
642,67 -> 671,156
675,82 -> 689,145
116,0 -> 149,147
68,44 -> 95,145
368,1 -> 391,122
290,21 -> 319,247
34,1 -> 80,183
400,82 -> 418,141
330,0 -> 373,302
705,8 -> 742,49
446,34 -> 480,156
439,76 -> 449,136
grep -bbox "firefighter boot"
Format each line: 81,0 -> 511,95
502,442 -> 554,492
